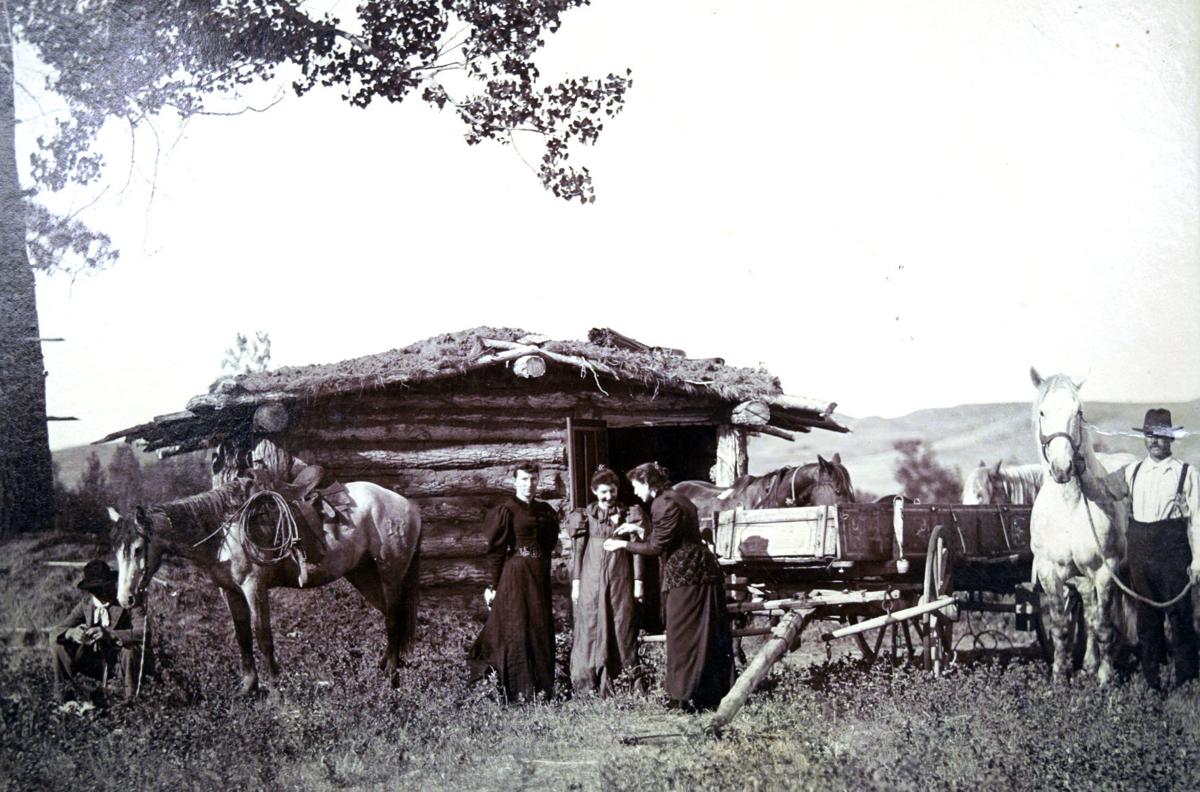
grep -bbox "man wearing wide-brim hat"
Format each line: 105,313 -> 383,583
1082,408 -> 1200,690
50,560 -> 153,704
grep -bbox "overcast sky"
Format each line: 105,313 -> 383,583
20,0 -> 1199,451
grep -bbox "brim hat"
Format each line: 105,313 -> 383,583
77,560 -> 117,592
1134,408 -> 1184,439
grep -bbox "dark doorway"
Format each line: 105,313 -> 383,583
607,425 -> 718,503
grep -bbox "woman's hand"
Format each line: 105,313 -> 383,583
602,537 -> 628,553
613,523 -> 644,540
571,579 -> 581,604
483,587 -> 496,608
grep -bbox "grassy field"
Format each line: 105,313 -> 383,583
3,533 -> 1199,792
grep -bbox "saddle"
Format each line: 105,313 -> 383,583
246,464 -> 353,567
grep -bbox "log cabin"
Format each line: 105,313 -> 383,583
99,327 -> 848,600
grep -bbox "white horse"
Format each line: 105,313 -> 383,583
1029,369 -> 1128,682
963,453 -> 1139,505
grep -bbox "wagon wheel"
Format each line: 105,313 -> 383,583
1033,584 -> 1086,671
922,526 -> 955,672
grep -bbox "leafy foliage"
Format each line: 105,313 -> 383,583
104,443 -> 144,513
893,438 -> 962,503
14,0 -> 631,274
220,331 -> 272,377
76,450 -> 106,499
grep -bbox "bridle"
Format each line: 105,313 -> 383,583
127,510 -> 171,606
1038,408 -> 1086,476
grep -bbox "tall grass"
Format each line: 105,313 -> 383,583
2,534 -> 1198,792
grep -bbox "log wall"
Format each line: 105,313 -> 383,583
270,369 -> 731,600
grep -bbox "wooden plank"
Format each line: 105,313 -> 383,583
715,506 -> 841,562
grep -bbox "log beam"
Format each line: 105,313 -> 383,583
380,466 -> 568,498
289,423 -> 564,446
714,426 -> 748,487
730,401 -> 770,426
294,443 -> 565,472
706,608 -> 811,735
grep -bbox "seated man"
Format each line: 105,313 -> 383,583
51,561 -> 153,704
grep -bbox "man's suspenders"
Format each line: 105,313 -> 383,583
1172,463 -> 1190,519
1131,461 -> 1191,520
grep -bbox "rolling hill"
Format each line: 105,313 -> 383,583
750,398 -> 1200,499
54,398 -> 1200,502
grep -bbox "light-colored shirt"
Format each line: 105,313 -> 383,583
1124,455 -> 1198,523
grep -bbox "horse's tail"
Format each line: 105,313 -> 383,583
398,511 -> 422,652
1114,588 -> 1138,648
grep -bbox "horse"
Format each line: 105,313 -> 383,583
963,453 -> 1140,505
112,479 -> 422,695
673,454 -> 856,524
1029,368 -> 1128,682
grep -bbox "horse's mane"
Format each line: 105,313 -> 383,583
157,482 -> 246,533
760,461 -> 854,505
997,464 -> 1043,504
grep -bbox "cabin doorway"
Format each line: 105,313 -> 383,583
567,420 -> 717,509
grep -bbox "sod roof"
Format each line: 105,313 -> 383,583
99,327 -> 845,451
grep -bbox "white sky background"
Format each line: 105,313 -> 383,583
19,0 -> 1199,450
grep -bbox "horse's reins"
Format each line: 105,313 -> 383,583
1079,489 -> 1193,608
1042,414 -> 1194,609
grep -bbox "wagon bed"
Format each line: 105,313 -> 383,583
714,500 -> 1033,591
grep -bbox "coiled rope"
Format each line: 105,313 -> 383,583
235,490 -> 302,566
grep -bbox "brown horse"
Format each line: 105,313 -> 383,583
674,454 -> 855,525
112,480 -> 421,694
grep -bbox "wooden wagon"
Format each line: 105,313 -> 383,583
698,499 -> 1043,730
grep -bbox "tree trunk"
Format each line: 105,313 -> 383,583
0,31 -> 53,535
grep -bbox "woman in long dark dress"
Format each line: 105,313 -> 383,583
570,465 -> 644,695
603,462 -> 734,711
467,464 -> 560,702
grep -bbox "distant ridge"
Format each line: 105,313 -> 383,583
56,397 -> 1200,501
750,398 -> 1200,498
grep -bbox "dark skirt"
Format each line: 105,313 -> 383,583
468,555 -> 555,702
663,581 -> 733,710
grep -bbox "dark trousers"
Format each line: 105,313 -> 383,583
51,636 -> 151,698
1127,518 -> 1198,688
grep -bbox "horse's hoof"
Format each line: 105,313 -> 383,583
238,677 -> 259,697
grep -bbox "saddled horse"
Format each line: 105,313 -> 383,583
963,452 -> 1139,505
112,479 -> 422,694
674,454 -> 856,525
1030,368 -> 1127,683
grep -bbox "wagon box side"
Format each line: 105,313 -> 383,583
715,505 -> 839,564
